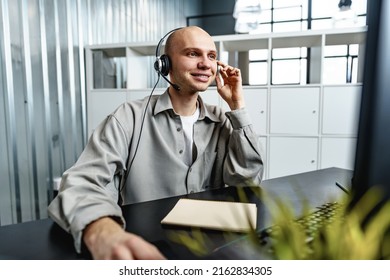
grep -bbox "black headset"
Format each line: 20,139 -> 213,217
154,27 -> 183,90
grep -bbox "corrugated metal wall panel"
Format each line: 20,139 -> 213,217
0,0 -> 199,225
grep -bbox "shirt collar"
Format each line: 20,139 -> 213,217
153,89 -> 221,123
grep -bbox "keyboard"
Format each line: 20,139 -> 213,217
257,201 -> 343,256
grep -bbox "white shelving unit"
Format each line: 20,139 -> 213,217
85,27 -> 366,179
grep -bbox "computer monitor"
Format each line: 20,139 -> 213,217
351,0 -> 390,208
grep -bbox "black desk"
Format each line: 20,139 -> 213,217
0,167 -> 352,260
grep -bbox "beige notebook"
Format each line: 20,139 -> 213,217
161,198 -> 257,232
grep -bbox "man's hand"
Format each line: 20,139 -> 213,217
83,217 -> 166,260
215,61 -> 245,110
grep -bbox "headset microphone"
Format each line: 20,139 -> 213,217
160,73 -> 180,91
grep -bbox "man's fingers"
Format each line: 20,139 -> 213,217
126,234 -> 166,260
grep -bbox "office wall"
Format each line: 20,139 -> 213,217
0,0 -> 201,226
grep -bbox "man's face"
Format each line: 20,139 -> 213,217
168,28 -> 218,94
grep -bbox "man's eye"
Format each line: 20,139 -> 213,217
189,52 -> 197,57
209,54 -> 216,60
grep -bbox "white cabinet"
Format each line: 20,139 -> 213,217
244,88 -> 267,135
322,85 -> 362,135
270,87 -> 319,135
321,137 -> 357,170
126,90 -> 151,102
269,137 -> 318,178
126,89 -> 166,102
87,91 -> 126,135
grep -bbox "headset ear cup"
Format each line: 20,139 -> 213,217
159,54 -> 171,76
153,59 -> 160,73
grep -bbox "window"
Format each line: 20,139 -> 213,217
247,0 -> 366,85
249,49 -> 268,85
323,44 -> 359,84
311,0 -> 367,30
271,47 -> 307,85
249,0 -> 308,34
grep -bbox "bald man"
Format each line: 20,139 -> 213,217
48,26 -> 264,259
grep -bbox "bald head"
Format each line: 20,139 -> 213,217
164,26 -> 216,57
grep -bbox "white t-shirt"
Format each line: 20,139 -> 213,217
180,107 -> 200,166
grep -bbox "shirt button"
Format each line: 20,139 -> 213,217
190,191 -> 194,194
177,127 -> 181,132
179,150 -> 183,154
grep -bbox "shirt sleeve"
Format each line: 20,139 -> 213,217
223,108 -> 264,186
47,114 -> 128,253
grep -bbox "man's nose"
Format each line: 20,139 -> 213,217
198,54 -> 212,69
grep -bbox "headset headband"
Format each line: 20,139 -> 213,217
155,27 -> 184,58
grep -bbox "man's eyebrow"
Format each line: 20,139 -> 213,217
182,47 -> 218,54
